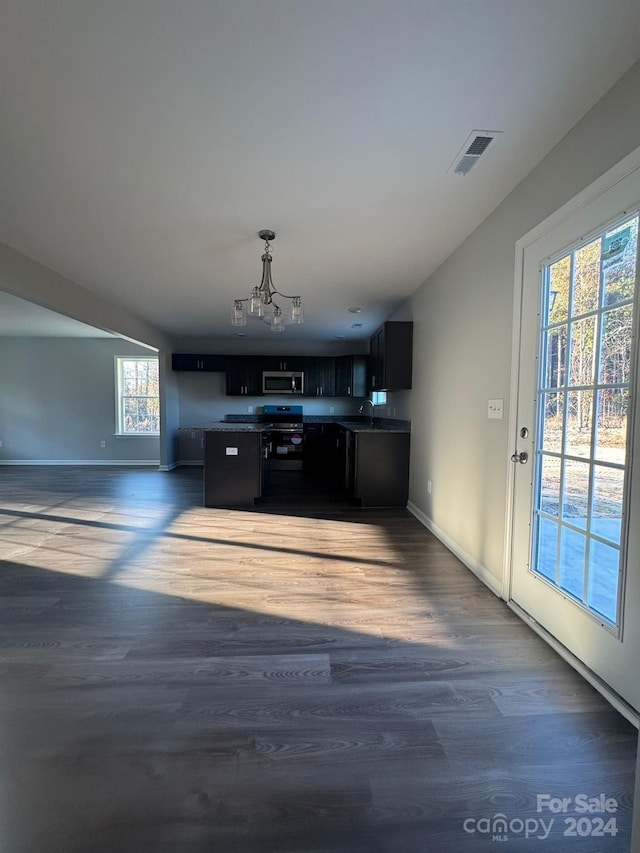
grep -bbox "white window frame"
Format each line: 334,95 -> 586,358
115,356 -> 160,436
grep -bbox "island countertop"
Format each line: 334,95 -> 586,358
179,419 -> 409,433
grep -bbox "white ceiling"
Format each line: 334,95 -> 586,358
1,1 -> 640,343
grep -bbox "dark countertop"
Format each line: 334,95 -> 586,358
334,420 -> 409,433
180,423 -> 265,432
180,419 -> 409,434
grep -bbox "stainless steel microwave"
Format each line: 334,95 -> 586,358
262,371 -> 304,394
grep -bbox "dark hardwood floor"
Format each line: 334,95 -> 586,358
0,466 -> 636,852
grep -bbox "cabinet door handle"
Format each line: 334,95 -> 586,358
347,385 -> 351,395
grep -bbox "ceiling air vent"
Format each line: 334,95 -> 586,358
449,130 -> 502,176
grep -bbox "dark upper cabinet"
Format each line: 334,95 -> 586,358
304,357 -> 335,397
225,357 -> 262,396
172,353 -> 228,372
260,356 -> 306,372
369,321 -> 413,391
335,355 -> 368,397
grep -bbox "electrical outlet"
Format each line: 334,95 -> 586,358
247,405 -> 254,414
100,440 -> 106,448
0,440 -> 3,448
427,480 -> 432,494
329,406 -> 335,414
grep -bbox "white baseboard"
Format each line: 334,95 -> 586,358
406,500 -> 503,598
0,460 -> 160,466
508,601 -> 639,728
158,462 -> 179,472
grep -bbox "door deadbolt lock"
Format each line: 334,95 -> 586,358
520,427 -> 529,438
511,451 -> 528,464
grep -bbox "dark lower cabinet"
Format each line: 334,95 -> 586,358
347,430 -> 410,506
303,423 -> 340,476
204,431 -> 262,506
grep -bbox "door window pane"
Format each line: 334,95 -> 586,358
536,517 -> 558,582
539,454 -> 561,517
544,327 -> 567,388
591,465 -> 624,546
565,390 -> 593,458
603,220 -> 637,305
587,540 -> 620,623
562,460 -> 590,529
572,237 -> 601,315
548,254 -> 570,324
569,315 -> 596,387
595,389 -> 628,465
559,527 -> 586,599
541,392 -> 564,453
599,305 -> 633,385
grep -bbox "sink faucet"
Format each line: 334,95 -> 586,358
359,399 -> 375,425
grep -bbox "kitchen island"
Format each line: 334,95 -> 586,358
196,417 -> 410,509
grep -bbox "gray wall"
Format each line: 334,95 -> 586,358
0,242 -> 177,468
391,58 -> 640,588
0,338 -> 160,463
177,371 -> 364,429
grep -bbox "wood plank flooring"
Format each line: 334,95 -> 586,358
0,466 -> 636,852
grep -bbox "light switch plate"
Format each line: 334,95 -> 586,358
488,399 -> 504,419
225,447 -> 239,456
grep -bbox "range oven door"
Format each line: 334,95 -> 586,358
268,429 -> 304,470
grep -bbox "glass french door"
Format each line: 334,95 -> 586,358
534,214 -> 637,625
510,173 -> 640,714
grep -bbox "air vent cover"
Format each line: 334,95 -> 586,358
449,130 -> 502,176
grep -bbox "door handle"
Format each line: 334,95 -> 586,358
511,451 -> 528,464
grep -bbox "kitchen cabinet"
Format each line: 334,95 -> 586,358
260,356 -> 306,372
343,428 -> 410,506
369,321 -> 413,391
172,353 -> 227,372
204,430 -> 262,506
335,354 -> 368,397
176,429 -> 205,464
304,357 -> 335,397
225,357 -> 262,396
303,423 -> 340,475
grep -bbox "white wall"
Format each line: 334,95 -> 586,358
0,338 -> 160,463
394,58 -> 640,587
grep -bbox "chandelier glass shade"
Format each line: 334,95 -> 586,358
232,231 -> 304,332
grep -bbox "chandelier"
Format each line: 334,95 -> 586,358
232,230 -> 304,332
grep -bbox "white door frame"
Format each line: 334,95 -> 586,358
503,143 -> 640,728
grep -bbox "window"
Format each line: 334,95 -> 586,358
115,357 -> 160,435
372,391 -> 387,405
